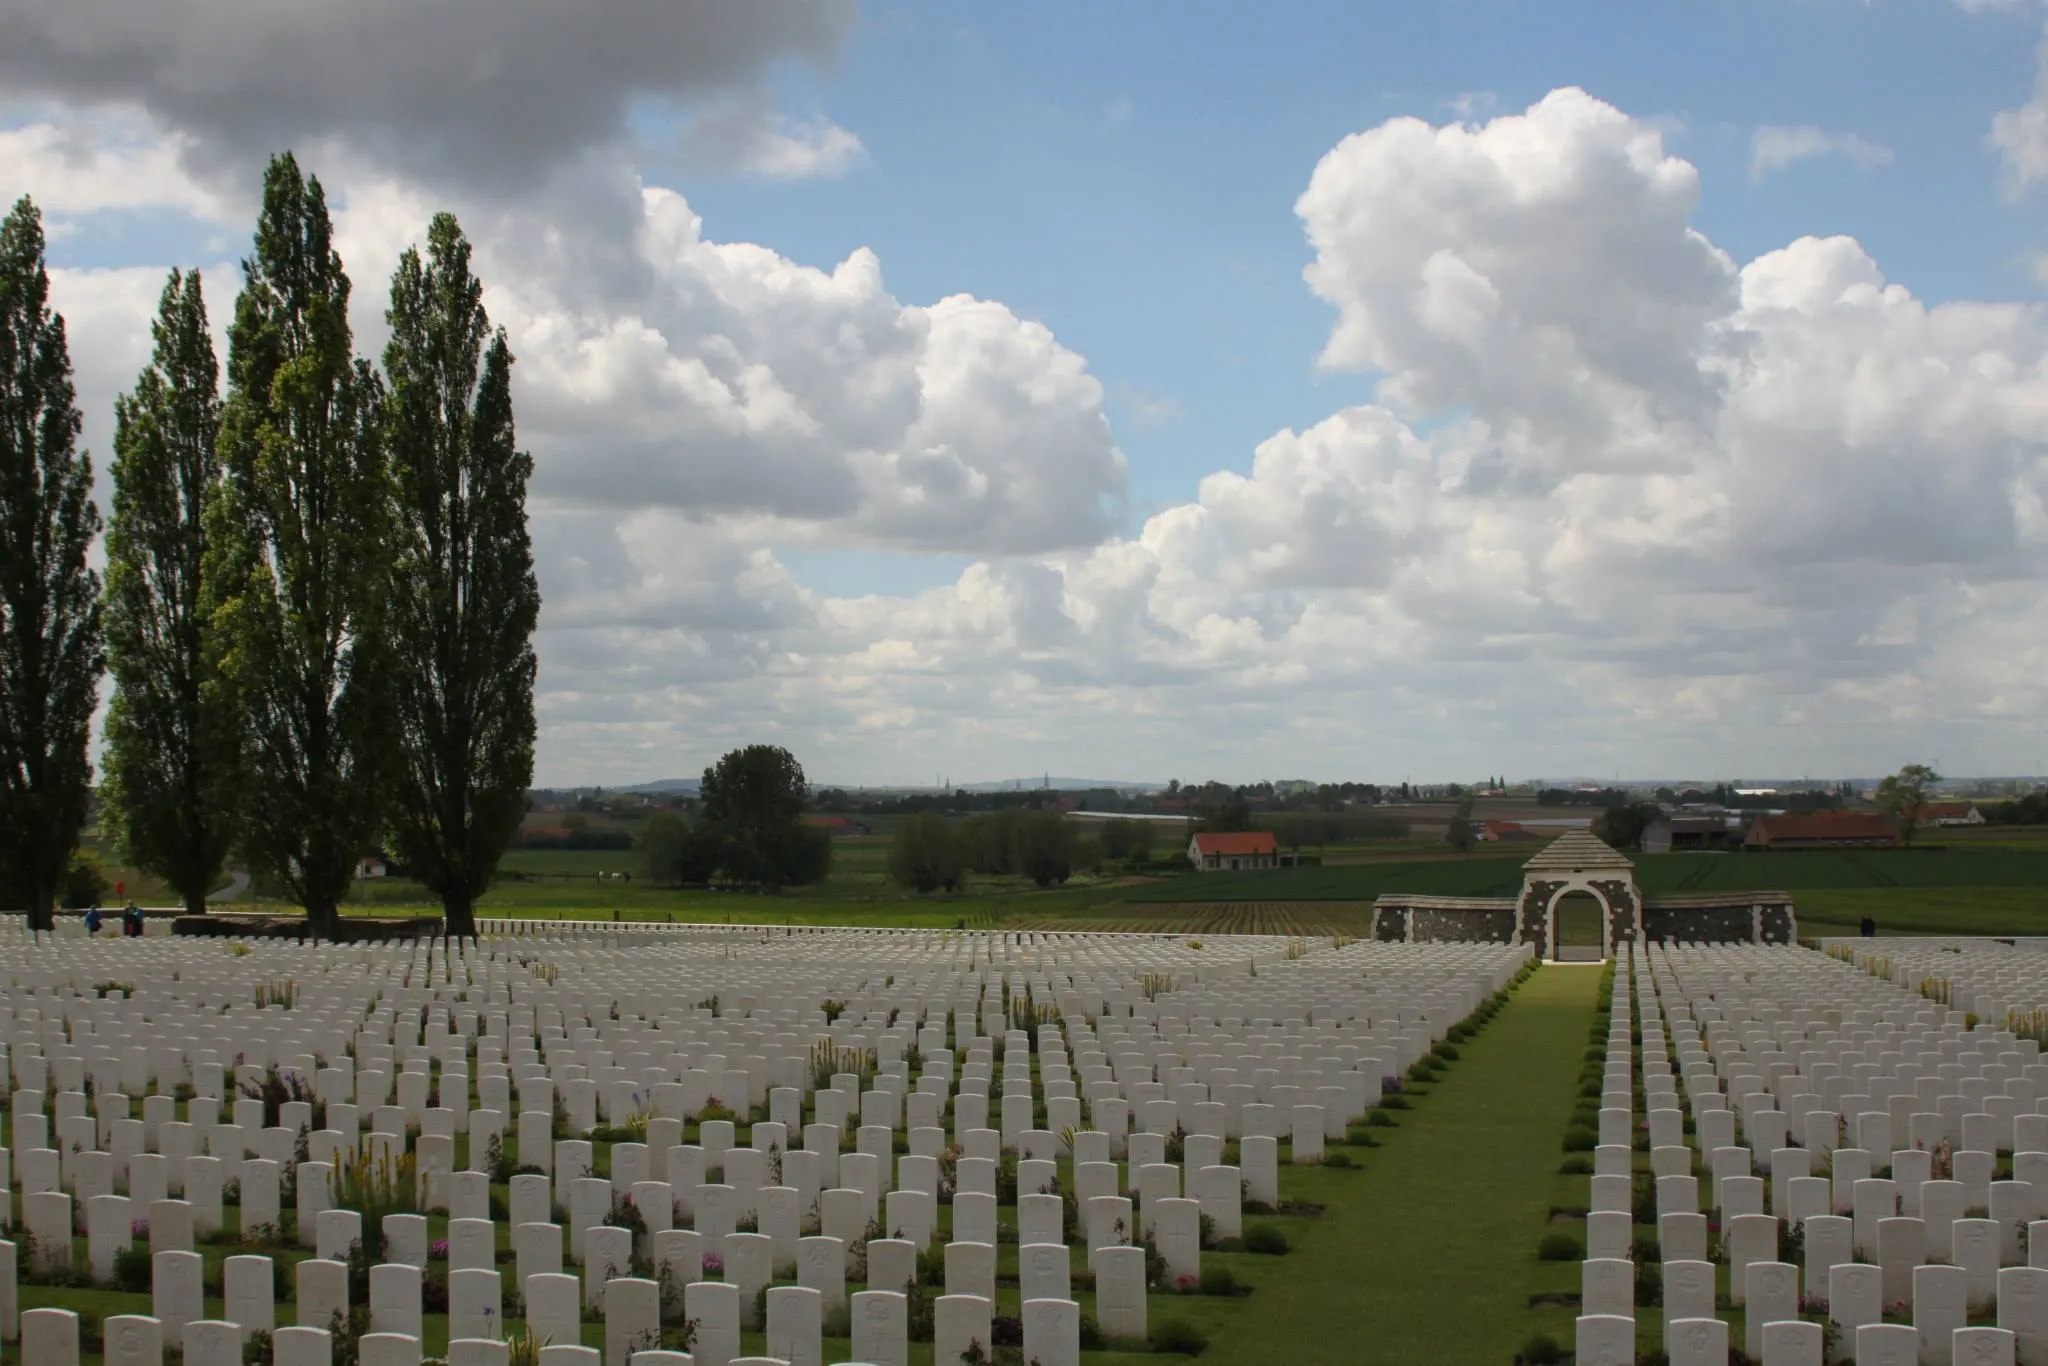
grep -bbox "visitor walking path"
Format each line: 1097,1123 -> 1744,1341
1204,962 -> 1602,1366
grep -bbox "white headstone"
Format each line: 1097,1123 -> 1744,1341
523,1272 -> 581,1355
850,1289 -> 907,1366
102,1314 -> 162,1366
684,1280 -> 740,1366
22,1308 -> 80,1366
1667,1317 -> 1728,1366
765,1284 -> 823,1366
1021,1297 -> 1080,1366
153,1249 -> 204,1339
601,1277 -> 659,1366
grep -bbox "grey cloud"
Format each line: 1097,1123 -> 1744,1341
0,0 -> 856,191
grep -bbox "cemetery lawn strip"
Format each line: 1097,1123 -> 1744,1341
1200,963 -> 1602,1366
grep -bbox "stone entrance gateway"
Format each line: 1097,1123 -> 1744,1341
1370,830 -> 1798,959
1518,830 -> 1638,963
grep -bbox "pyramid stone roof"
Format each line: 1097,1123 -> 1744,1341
1522,829 -> 1635,874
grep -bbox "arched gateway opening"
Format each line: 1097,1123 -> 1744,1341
1549,890 -> 1607,963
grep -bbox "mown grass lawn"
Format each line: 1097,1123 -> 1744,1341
1199,964 -> 1600,1366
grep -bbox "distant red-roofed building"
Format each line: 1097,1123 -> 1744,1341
1189,830 -> 1289,871
1744,812 -> 1899,850
1922,802 -> 1985,827
1477,820 -> 1544,842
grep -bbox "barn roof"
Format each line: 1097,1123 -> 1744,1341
1192,831 -> 1279,857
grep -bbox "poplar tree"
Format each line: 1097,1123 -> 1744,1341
382,213 -> 539,939
103,269 -> 243,916
0,197 -> 104,932
213,154 -> 393,939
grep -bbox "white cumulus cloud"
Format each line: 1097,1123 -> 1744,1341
1749,124 -> 1895,181
1993,28 -> 2048,193
20,80 -> 2048,783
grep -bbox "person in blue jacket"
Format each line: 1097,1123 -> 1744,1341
84,903 -> 103,935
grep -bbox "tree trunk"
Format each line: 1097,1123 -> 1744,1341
304,898 -> 340,943
25,883 -> 54,935
443,889 -> 476,942
185,886 -> 208,919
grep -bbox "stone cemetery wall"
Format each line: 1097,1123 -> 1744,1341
1406,908 -> 1517,944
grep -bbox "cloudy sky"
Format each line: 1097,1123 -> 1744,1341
6,0 -> 2048,788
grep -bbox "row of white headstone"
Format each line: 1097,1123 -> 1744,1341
0,922 -> 1528,1365
1578,939 -> 2048,1366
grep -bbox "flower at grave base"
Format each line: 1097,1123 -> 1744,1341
1176,1273 -> 1197,1292
131,1220 -> 149,1239
702,1254 -> 724,1275
431,1239 -> 450,1260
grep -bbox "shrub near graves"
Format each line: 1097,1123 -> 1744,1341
1536,1231 -> 1582,1261
1152,1319 -> 1210,1356
1199,1265 -> 1250,1297
113,1243 -> 152,1293
1242,1224 -> 1289,1255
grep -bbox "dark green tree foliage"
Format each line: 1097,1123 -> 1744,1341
103,268 -> 243,916
954,806 -> 1077,883
1593,802 -> 1662,852
1445,789 -> 1477,853
783,821 -> 832,886
887,811 -> 962,894
1198,788 -> 1256,833
958,808 -> 1023,875
1011,810 -> 1077,886
1876,763 -> 1941,846
381,214 -> 540,938
213,155 -> 393,939
1098,818 -> 1144,860
637,809 -> 725,887
700,744 -> 830,887
0,198 -> 104,931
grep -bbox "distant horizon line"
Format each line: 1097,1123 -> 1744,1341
526,772 -> 2042,794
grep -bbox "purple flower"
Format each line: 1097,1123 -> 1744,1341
702,1253 -> 725,1275
131,1219 -> 150,1239
431,1239 -> 450,1260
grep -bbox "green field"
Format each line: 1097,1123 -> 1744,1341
160,830 -> 2048,942
1783,886 -> 2048,939
1124,848 -> 2048,902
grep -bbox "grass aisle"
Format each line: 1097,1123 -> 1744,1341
1204,963 -> 1601,1366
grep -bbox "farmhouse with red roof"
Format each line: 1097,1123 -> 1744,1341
1188,830 -> 1294,871
1743,811 -> 1899,849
